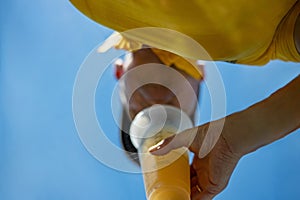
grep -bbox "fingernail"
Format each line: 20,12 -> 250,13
149,140 -> 164,152
149,135 -> 175,153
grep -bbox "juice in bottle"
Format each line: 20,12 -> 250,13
139,130 -> 190,200
129,105 -> 193,200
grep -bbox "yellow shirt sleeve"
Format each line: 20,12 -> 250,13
237,1 -> 300,65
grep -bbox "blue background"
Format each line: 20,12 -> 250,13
1,1 -> 299,200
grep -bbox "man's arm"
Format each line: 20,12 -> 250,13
223,75 -> 300,156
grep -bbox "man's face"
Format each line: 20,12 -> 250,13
117,48 -> 201,120
128,83 -> 181,119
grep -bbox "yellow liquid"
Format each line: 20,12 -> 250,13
140,131 -> 190,200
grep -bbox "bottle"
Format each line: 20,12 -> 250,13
130,105 -> 193,200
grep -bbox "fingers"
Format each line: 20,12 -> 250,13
190,173 -> 215,200
148,121 -> 223,159
190,156 -> 217,200
148,135 -> 175,155
149,127 -> 198,155
191,167 -> 202,197
192,191 -> 213,200
191,176 -> 214,200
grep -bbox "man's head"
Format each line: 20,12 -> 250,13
115,48 -> 203,164
116,48 -> 202,119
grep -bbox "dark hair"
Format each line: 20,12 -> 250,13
120,109 -> 140,165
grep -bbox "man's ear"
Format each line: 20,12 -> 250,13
114,58 -> 124,79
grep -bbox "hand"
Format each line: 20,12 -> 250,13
149,123 -> 241,200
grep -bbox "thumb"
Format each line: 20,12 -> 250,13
149,128 -> 198,155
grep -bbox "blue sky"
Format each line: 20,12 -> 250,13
0,1 -> 299,200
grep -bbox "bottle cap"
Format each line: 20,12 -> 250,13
129,104 -> 193,149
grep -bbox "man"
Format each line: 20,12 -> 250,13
70,1 -> 300,199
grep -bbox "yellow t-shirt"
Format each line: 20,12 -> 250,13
70,0 -> 300,66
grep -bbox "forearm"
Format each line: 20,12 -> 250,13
224,75 -> 300,156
